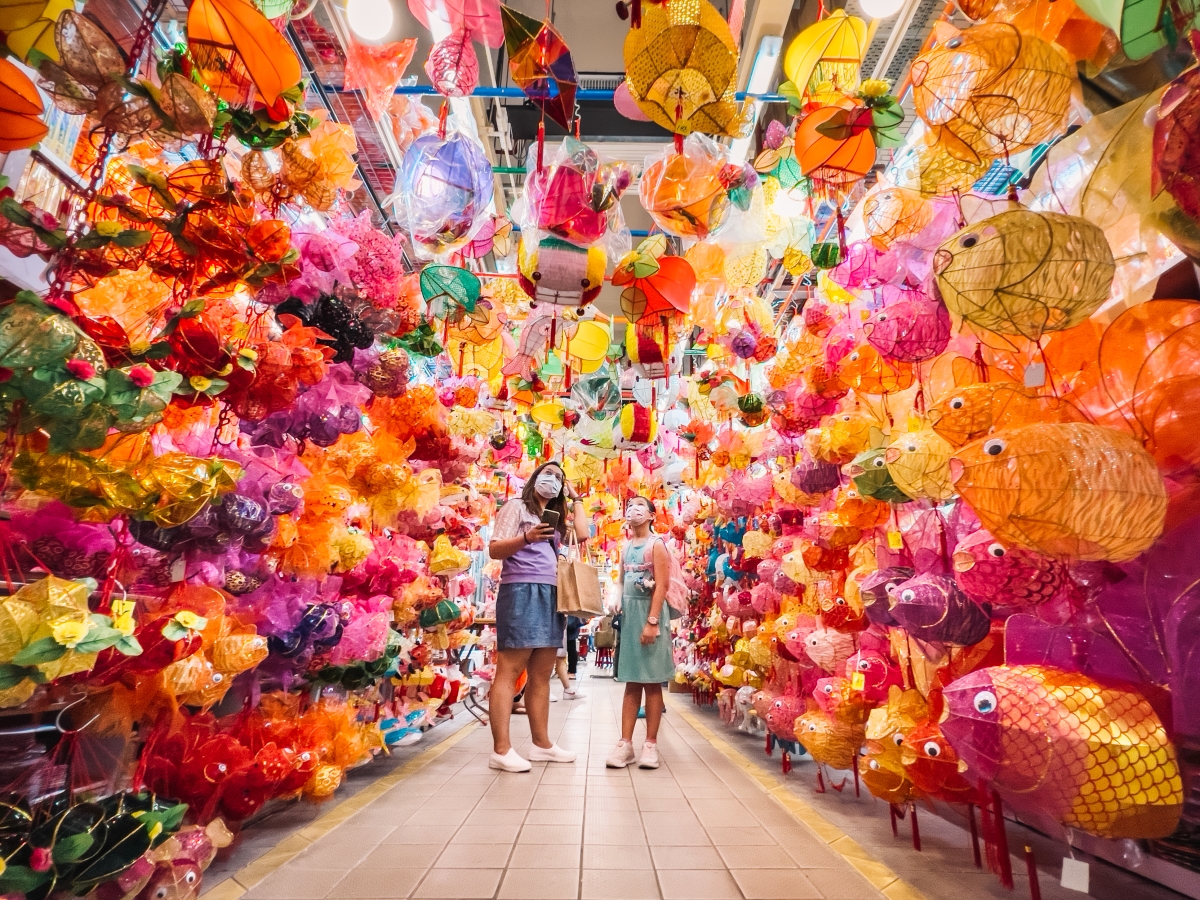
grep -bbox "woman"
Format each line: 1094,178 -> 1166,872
487,461 -> 589,772
606,496 -> 674,770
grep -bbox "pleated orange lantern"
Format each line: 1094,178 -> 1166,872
797,102 -> 876,193
188,0 -> 301,107
0,57 -> 48,151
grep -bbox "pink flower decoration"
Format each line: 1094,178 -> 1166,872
30,846 -> 52,871
66,359 -> 96,380
129,365 -> 155,388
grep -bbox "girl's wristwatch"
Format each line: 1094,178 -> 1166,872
646,616 -> 659,626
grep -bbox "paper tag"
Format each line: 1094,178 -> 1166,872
169,557 -> 187,583
1060,858 -> 1089,893
886,531 -> 904,550
850,671 -> 866,692
1024,362 -> 1046,388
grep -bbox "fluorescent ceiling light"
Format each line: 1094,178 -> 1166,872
346,0 -> 393,40
729,35 -> 782,165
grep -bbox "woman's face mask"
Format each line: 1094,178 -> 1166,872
625,504 -> 651,525
534,471 -> 563,499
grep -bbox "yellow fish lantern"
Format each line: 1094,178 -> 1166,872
804,410 -> 876,465
783,10 -> 868,103
949,422 -> 1167,561
795,710 -> 865,770
885,429 -> 956,501
933,210 -> 1115,340
910,23 -> 1075,164
861,686 -> 928,805
942,666 -> 1183,839
928,381 -> 1084,447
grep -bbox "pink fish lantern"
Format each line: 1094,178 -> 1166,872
858,566 -> 913,627
814,675 -> 859,718
891,573 -> 991,646
773,569 -> 804,596
802,623 -> 857,673
766,693 -> 806,742
829,241 -> 887,291
864,287 -> 951,363
757,558 -> 781,583
752,689 -> 776,720
784,622 -> 816,660
953,529 -> 1082,617
845,648 -> 903,704
751,582 -> 781,615
717,588 -> 755,618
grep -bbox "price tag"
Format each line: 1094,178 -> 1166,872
887,531 -> 904,550
170,557 -> 187,583
850,671 -> 866,692
1060,858 -> 1089,893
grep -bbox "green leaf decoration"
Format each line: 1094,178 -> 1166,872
12,636 -> 67,666
113,634 -> 144,657
160,620 -> 188,641
0,662 -> 35,690
112,229 -> 153,248
0,865 -> 51,894
72,625 -> 127,655
53,832 -> 96,864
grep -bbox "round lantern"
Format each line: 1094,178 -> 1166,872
395,132 -> 494,258
639,135 -> 732,240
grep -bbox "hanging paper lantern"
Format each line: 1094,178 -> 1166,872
626,322 -> 680,379
640,134 -> 732,240
933,209 -> 1115,340
910,24 -> 1074,164
796,101 -> 877,191
615,402 -> 657,450
395,132 -> 494,258
864,288 -> 951,363
950,423 -> 1167,561
942,666 -> 1183,838
885,429 -> 955,501
502,4 -> 577,129
516,235 -> 606,307
889,573 -> 991,645
612,235 -> 695,325
408,0 -> 503,47
622,0 -> 741,136
888,128 -> 991,195
861,186 -> 937,250
0,57 -> 48,150
1153,66 -> 1200,226
425,28 -> 478,98
782,10 -> 867,102
520,137 -> 633,248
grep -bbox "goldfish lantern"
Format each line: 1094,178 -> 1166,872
395,132 -> 494,258
885,429 -> 955,501
614,402 -> 657,451
942,666 -> 1184,838
621,0 -> 740,136
858,566 -> 913,627
765,693 -> 805,742
845,448 -> 912,503
837,344 -> 914,394
861,686 -> 928,805
782,10 -> 867,103
864,288 -> 951,363
951,423 -> 1167,561
901,720 -> 983,803
516,235 -> 606,307
640,134 -> 733,239
846,646 -> 904,704
928,381 -> 1082,447
0,57 -> 48,150
795,711 -> 865,770
910,24 -> 1074,164
806,411 -> 875,465
861,186 -> 936,250
890,574 -> 991,645
520,137 -> 632,248
933,210 -> 1115,340
888,127 -> 991,195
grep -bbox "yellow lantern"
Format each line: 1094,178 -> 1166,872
783,10 -> 868,100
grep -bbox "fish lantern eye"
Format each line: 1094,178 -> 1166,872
872,457 -> 886,468
849,352 -> 860,362
835,596 -> 846,606
973,690 -> 998,714
186,872 -> 198,885
841,415 -> 851,422
893,733 -> 905,746
949,397 -> 964,410
900,589 -> 915,602
808,722 -> 818,732
878,313 -> 888,322
823,684 -> 834,694
155,888 -> 169,900
858,659 -> 870,671
923,741 -> 941,757
870,759 -> 880,770
987,543 -> 1006,558
905,443 -> 917,452
983,439 -> 1006,456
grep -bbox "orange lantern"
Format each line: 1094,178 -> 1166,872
0,58 -> 48,151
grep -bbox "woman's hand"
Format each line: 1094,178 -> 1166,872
640,622 -> 660,645
525,523 -> 556,543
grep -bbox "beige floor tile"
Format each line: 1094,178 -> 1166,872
581,843 -> 653,869
434,842 -> 512,869
632,782 -> 686,799
381,825 -> 458,847
477,793 -> 536,810
636,797 -> 693,813
244,868 -> 347,900
656,868 -> 742,900
326,867 -> 426,899
496,867 -> 581,900
583,824 -> 649,845
581,868 -> 660,899
510,843 -> 584,868
802,867 -> 887,899
642,810 -> 701,831
520,823 -> 582,844
717,844 -> 797,869
455,823 -> 521,844
584,796 -> 639,811
526,808 -> 585,825
652,825 -> 713,846
288,841 -> 374,870
732,868 -> 822,899
533,793 -> 587,809
695,805 -> 760,828
650,844 -> 726,869
705,825 -> 776,847
464,807 -> 527,827
411,868 -> 502,899
358,845 -> 445,870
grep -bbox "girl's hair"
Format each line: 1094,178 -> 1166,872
627,495 -> 656,516
519,461 -> 568,537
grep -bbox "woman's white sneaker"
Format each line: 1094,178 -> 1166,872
489,749 -> 531,772
528,743 -> 577,763
606,739 -> 636,768
638,741 -> 660,769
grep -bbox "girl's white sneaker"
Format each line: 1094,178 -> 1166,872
489,749 -> 531,772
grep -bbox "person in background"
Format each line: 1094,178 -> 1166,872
566,615 -> 583,677
487,461 -> 589,772
606,496 -> 674,770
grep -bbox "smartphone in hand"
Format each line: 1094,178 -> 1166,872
540,508 -> 561,530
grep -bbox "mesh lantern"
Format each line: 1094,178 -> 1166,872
622,0 -> 741,137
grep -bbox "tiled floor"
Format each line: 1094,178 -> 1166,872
234,672 -> 894,900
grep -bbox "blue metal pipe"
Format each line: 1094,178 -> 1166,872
391,85 -> 787,103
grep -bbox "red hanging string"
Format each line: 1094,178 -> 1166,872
437,100 -> 449,139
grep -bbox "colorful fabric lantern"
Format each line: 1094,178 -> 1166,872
950,423 -> 1167,561
615,402 -> 657,450
942,666 -> 1183,838
516,235 -> 606,307
622,0 -> 741,136
933,209 -> 1115,340
782,10 -> 867,102
502,4 -> 577,129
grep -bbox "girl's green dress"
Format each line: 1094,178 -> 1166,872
614,539 -> 675,684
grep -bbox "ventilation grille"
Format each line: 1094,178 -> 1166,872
883,0 -> 944,84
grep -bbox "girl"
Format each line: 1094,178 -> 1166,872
487,461 -> 589,772
606,496 -> 674,770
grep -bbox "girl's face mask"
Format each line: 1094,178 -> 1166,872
625,504 -> 651,525
535,472 -> 563,499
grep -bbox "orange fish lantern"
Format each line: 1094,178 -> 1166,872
795,710 -> 864,770
187,0 -> 302,107
861,686 -> 928,805
928,381 -> 1083,447
837,344 -> 914,394
942,666 -> 1184,838
0,57 -> 48,150
950,423 -> 1167,561
796,101 -> 877,192
900,717 -> 984,804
